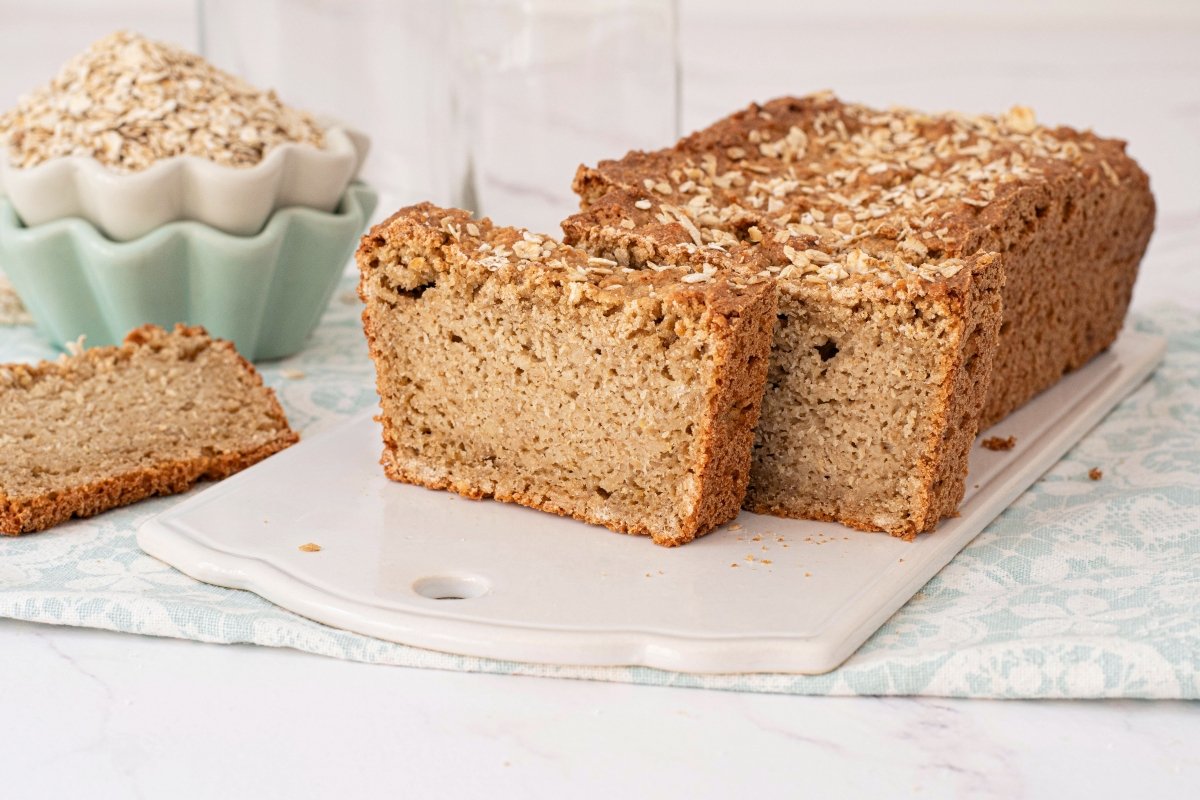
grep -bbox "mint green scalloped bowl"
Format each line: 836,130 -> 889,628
0,183 -> 376,361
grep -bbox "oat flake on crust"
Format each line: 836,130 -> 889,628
571,93 -> 1124,289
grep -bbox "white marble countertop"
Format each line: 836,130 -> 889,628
3,2 -> 1200,797
2,619 -> 1197,799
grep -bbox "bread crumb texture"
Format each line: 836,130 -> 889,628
0,324 -> 298,534
357,203 -> 776,546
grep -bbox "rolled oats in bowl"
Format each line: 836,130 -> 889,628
0,31 -> 369,240
0,30 -> 325,172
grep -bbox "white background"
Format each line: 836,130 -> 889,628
2,1 -> 1199,798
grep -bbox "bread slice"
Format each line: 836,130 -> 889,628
357,203 -> 776,546
0,324 -> 298,535
571,93 -> 1154,428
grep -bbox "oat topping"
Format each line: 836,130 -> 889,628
404,206 -> 762,293
572,93 -> 1124,289
0,31 -> 325,172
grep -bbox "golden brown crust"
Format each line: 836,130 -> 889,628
0,437 -> 295,535
0,324 -> 298,535
359,202 -> 768,317
971,149 -> 1154,423
673,281 -> 776,545
913,252 -> 1005,534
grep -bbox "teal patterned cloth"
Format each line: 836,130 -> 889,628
2,275 -> 1198,699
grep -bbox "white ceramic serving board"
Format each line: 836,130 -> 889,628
138,330 -> 1165,675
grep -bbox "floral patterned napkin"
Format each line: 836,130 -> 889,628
2,275 -> 1197,698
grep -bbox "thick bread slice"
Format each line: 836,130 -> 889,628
563,197 -> 1005,538
357,203 -> 776,546
0,324 -> 298,535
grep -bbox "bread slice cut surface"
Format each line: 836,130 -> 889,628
357,203 -> 776,546
0,324 -> 298,535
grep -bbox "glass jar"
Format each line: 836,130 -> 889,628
198,0 -> 458,215
451,0 -> 680,233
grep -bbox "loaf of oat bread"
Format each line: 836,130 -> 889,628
0,325 -> 298,534
566,93 -> 1153,537
357,203 -> 776,546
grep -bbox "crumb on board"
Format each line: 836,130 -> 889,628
298,542 -> 321,552
280,368 -> 306,379
730,563 -> 739,568
752,534 -> 762,542
728,523 -> 742,531
762,559 -> 773,565
982,435 -> 1016,451
1089,467 -> 1104,481
804,572 -> 812,578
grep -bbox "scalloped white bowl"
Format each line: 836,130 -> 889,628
0,123 -> 369,241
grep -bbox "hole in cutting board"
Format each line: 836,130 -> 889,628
412,574 -> 490,601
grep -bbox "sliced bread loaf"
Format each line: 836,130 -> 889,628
357,203 -> 776,546
0,324 -> 298,534
565,93 -> 1152,537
